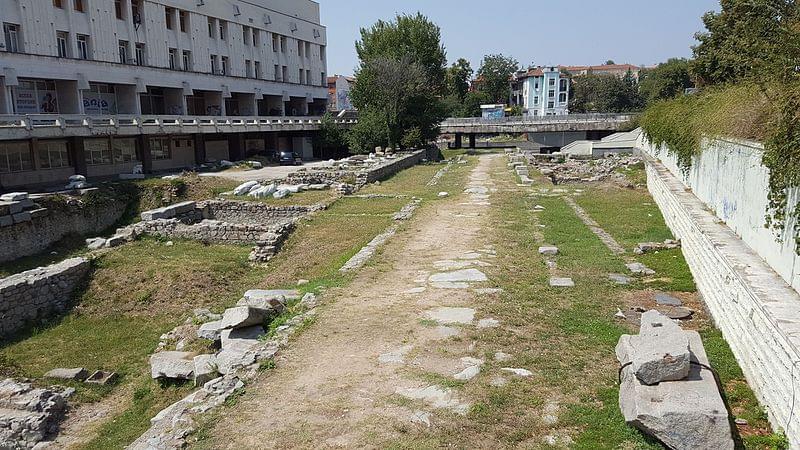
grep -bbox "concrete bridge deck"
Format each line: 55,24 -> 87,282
440,114 -> 635,135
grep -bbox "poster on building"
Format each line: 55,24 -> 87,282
83,92 -> 117,115
14,88 -> 58,114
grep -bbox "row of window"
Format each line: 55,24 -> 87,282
0,137 -> 182,174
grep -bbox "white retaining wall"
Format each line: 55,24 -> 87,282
644,147 -> 800,447
637,134 -> 800,293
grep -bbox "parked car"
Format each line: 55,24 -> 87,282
279,150 -> 301,166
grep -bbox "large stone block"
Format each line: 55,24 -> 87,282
219,306 -> 270,330
149,351 -> 195,380
197,320 -> 224,341
618,330 -> 734,450
616,310 -> 691,385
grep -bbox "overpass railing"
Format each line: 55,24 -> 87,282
441,113 -> 635,127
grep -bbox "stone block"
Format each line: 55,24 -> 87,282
85,370 -> 118,385
150,351 -> 195,380
0,192 -> 28,201
193,354 -> 218,386
0,215 -> 12,227
219,306 -> 270,330
618,330 -> 734,450
197,320 -> 225,341
221,326 -> 266,352
28,208 -> 48,219
539,246 -> 559,256
44,368 -> 89,381
549,277 -> 575,288
243,289 -> 301,302
12,212 -> 31,224
86,237 -> 107,250
106,235 -> 127,248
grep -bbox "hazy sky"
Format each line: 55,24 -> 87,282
316,0 -> 721,76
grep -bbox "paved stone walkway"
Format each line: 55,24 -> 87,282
205,155 -> 531,448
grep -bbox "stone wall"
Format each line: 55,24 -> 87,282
645,156 -> 800,447
0,258 -> 91,337
362,150 -> 426,185
0,199 -> 127,264
283,150 -> 426,188
200,201 -> 320,226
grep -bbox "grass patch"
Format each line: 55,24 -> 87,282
0,233 -> 88,278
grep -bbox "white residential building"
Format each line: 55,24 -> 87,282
0,0 -> 328,117
511,66 -> 570,116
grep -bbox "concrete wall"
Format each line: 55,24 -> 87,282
0,199 -> 127,263
645,156 -> 800,448
638,134 -> 800,294
0,257 -> 90,337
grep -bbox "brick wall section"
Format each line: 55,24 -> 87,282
646,157 -> 800,446
0,258 -> 91,337
200,201 -> 321,226
0,202 -> 126,264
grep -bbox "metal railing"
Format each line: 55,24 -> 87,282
0,114 -> 358,131
441,113 -> 635,126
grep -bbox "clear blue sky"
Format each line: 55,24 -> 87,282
317,0 -> 721,76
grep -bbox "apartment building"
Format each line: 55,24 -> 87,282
510,66 -> 570,116
562,63 -> 649,82
326,74 -> 354,112
0,0 -> 330,189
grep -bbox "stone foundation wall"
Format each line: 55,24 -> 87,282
133,219 -> 277,246
200,201 -> 320,226
362,150 -> 426,185
0,258 -> 91,337
645,157 -> 800,447
0,201 -> 127,264
283,150 -> 426,188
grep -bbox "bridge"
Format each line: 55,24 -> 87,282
440,114 -> 636,149
0,114 -> 356,141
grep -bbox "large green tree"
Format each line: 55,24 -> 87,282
569,73 -> 644,113
476,54 -> 520,103
349,13 -> 447,152
446,58 -> 473,101
691,0 -> 798,85
639,58 -> 694,104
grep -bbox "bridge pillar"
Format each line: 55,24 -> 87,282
468,133 -> 476,149
454,133 -> 462,149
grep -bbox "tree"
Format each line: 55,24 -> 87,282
605,60 -> 616,65
691,0 -> 798,85
446,58 -> 473,101
350,13 -> 448,151
461,91 -> 493,117
638,58 -> 693,104
476,54 -> 519,103
315,113 -> 348,155
569,73 -> 644,113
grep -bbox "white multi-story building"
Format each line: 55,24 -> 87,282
0,0 -> 328,117
0,0 -> 332,189
510,66 -> 570,116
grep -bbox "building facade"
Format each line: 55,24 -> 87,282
326,74 -> 353,112
510,66 -> 570,116
562,63 -> 648,81
0,0 -> 331,189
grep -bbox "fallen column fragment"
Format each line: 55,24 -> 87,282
616,311 -> 734,450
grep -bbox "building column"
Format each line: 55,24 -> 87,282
468,134 -> 476,149
228,134 -> 245,162
454,133 -> 462,149
72,137 -> 87,176
193,134 -> 206,165
139,135 -> 153,173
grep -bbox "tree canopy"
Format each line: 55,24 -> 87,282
476,54 -> 520,103
446,58 -> 473,101
349,13 -> 447,152
638,58 -> 693,104
569,72 -> 644,113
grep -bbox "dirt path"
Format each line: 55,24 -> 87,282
205,154 -> 513,448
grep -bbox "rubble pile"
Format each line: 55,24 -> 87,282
0,379 -> 68,449
534,155 -> 642,186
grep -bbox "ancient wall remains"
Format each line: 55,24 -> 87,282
644,150 -> 800,447
0,258 -> 91,337
201,201 -> 320,226
0,197 -> 126,264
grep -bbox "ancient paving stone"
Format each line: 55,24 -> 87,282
433,326 -> 460,339
410,410 -> 431,427
659,306 -> 694,320
431,281 -> 471,290
454,365 -> 481,381
424,307 -> 476,325
501,368 -> 533,377
477,318 -> 500,329
538,246 -> 559,256
459,252 -> 483,260
404,287 -> 427,294
464,187 -> 489,195
150,352 -> 195,380
395,385 -> 470,415
549,277 -> 575,288
490,376 -> 509,387
609,273 -> 632,285
428,269 -> 488,283
474,288 -> 504,295
44,368 -> 88,381
378,345 -> 413,364
627,262 -> 656,276
655,292 -> 683,307
433,260 -> 476,271
494,352 -> 513,362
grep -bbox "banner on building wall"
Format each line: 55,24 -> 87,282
14,88 -> 58,114
83,92 -> 117,115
